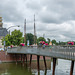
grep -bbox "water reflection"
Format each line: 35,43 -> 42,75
0,63 -> 34,75
0,59 -> 74,75
0,60 -> 51,75
30,60 -> 51,75
30,60 -> 51,70
30,59 -> 75,75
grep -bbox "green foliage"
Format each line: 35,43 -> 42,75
52,39 -> 56,45
2,34 -> 11,46
21,37 -> 24,43
37,37 -> 46,44
11,29 -> 22,45
21,33 -> 37,45
58,41 -> 67,45
2,29 -> 70,46
47,38 -> 50,44
1,29 -> 23,46
26,33 -> 34,45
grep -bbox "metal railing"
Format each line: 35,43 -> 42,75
7,45 -> 75,61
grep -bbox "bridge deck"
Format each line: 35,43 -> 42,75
7,46 -> 75,61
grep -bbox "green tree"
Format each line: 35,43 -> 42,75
47,38 -> 50,44
58,41 -> 67,45
11,29 -> 22,45
52,39 -> 56,45
26,33 -> 34,45
21,37 -> 24,43
2,34 -> 11,46
2,29 -> 23,46
37,37 -> 46,44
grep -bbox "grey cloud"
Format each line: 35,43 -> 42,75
26,0 -> 41,10
0,0 -> 25,23
1,0 -> 75,42
38,0 -> 75,24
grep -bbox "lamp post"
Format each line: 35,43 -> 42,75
7,25 -> 20,31
4,25 -> 20,51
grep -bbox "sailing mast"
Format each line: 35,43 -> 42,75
24,19 -> 26,45
34,14 -> 36,44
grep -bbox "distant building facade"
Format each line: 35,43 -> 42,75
0,17 -> 8,48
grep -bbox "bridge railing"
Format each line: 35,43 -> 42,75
52,46 -> 75,60
7,45 -> 75,60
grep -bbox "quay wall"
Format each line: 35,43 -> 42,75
0,51 -> 16,62
0,51 -> 51,62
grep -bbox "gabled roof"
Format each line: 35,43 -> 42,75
0,28 -> 8,36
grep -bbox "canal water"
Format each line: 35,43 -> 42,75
0,59 -> 75,75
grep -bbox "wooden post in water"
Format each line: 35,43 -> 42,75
26,54 -> 28,67
23,54 -> 25,66
30,54 -> 32,67
21,54 -> 22,63
25,54 -> 27,64
37,55 -> 40,71
52,58 -> 56,75
44,70 -> 47,75
70,61 -> 74,75
43,56 -> 47,70
15,54 -> 17,64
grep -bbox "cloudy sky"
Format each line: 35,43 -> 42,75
0,0 -> 75,42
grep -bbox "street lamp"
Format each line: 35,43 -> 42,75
4,25 -> 20,50
7,25 -> 20,30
